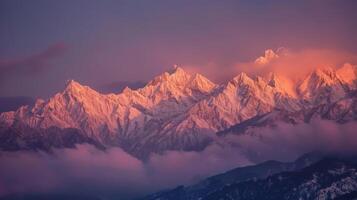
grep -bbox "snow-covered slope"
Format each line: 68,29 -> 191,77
177,72 -> 301,135
219,86 -> 357,137
0,67 -> 219,157
0,64 -> 357,158
297,67 -> 347,105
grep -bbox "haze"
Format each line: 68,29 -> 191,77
1,0 -> 357,98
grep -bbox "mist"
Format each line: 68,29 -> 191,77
224,119 -> 357,163
1,119 -> 357,199
0,144 -> 250,199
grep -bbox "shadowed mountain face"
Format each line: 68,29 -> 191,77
0,66 -> 357,159
140,153 -> 323,200
0,124 -> 104,152
202,159 -> 357,200
141,155 -> 357,200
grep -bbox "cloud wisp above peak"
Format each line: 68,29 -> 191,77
253,48 -> 357,79
182,48 -> 357,84
254,48 -> 282,66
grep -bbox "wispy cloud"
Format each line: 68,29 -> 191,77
184,48 -> 357,83
245,48 -> 357,79
0,43 -> 68,78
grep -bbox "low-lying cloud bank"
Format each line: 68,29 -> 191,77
225,120 -> 357,163
0,143 -> 251,199
1,119 -> 357,199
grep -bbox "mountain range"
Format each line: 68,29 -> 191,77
0,64 -> 357,159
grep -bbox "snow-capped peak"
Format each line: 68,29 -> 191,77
63,79 -> 93,94
301,67 -> 339,89
169,65 -> 186,75
1,62 -> 357,158
336,63 -> 357,86
122,86 -> 133,94
138,66 -> 216,100
187,73 -> 217,93
265,72 -> 297,97
231,72 -> 252,85
144,66 -> 190,87
60,80 -> 102,102
65,79 -> 84,90
313,67 -> 338,84
297,67 -> 346,104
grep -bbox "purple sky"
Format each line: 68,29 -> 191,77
0,0 -> 357,98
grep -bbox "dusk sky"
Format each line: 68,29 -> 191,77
2,2 -> 357,199
1,0 -> 357,98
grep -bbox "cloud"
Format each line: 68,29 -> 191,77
253,49 -> 357,77
0,144 -> 250,199
1,119 -> 357,199
238,48 -> 357,80
0,145 -> 148,199
183,48 -> 357,83
254,48 -> 282,65
225,120 -> 357,163
0,43 -> 68,78
146,145 -> 251,187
